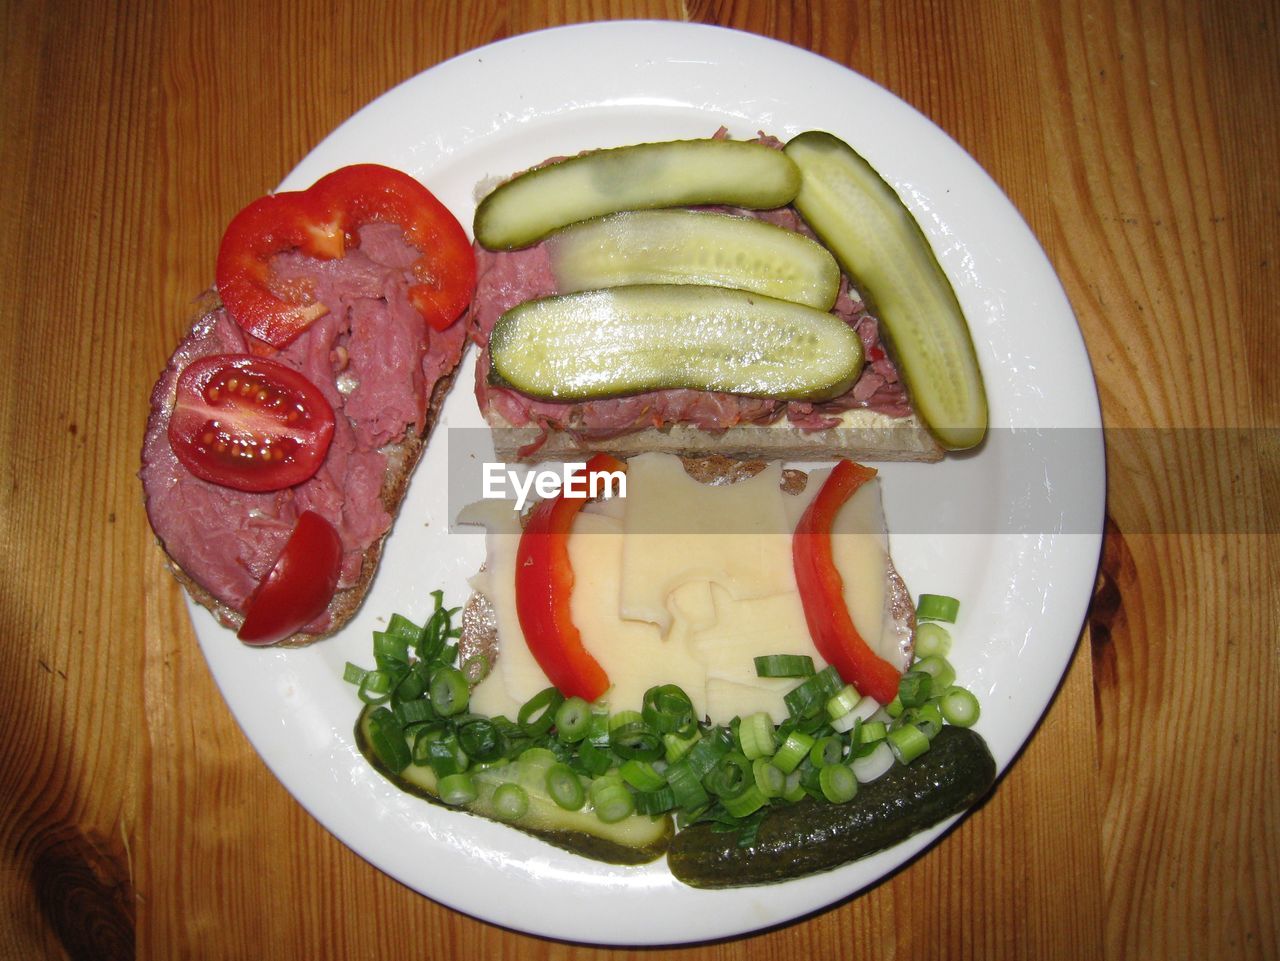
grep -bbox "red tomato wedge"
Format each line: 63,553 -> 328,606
514,454 -> 626,701
792,459 -> 904,706
238,511 -> 344,645
168,354 -> 335,492
216,163 -> 476,347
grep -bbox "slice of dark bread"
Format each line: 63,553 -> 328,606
147,292 -> 463,647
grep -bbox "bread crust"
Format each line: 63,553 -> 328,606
151,294 -> 461,647
487,410 -> 943,464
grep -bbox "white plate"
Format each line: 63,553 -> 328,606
191,21 -> 1105,945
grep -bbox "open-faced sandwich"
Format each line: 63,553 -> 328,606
140,164 -> 475,645
465,131 -> 988,462
348,454 -> 994,886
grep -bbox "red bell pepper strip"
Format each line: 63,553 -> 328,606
514,454 -> 626,701
216,163 -> 476,348
792,459 -> 903,705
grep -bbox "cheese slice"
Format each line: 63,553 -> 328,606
459,455 -> 900,725
690,586 -> 826,723
619,453 -> 795,633
568,512 -> 709,718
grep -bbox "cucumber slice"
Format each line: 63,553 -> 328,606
545,210 -> 841,310
474,139 -> 800,250
355,706 -> 671,864
488,284 -> 864,402
784,131 -> 988,450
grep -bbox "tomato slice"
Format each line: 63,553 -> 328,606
168,354 -> 335,492
215,163 -> 476,347
514,454 -> 626,701
237,511 -> 344,645
792,459 -> 904,706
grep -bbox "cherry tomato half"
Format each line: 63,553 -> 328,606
215,163 -> 476,347
168,354 -> 335,492
237,510 -> 344,645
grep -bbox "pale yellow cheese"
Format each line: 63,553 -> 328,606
567,511 -> 709,719
618,453 -> 795,634
459,454 -> 898,725
691,586 -> 826,722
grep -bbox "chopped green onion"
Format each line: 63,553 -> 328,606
641,684 -> 696,735
686,731 -> 730,779
914,621 -> 952,658
343,662 -> 370,685
545,762 -> 586,810
753,654 -> 816,678
887,723 -> 931,764
704,752 -> 753,800
373,630 -> 411,670
913,655 -> 956,691
424,733 -> 468,777
575,739 -> 614,777
364,707 -> 411,773
609,710 -> 662,761
665,759 -> 710,810
589,775 -> 635,823
457,718 -> 504,762
394,698 -> 436,727
410,726 -> 444,765
385,613 -> 423,642
771,730 -> 815,774
826,683 -> 862,721
782,769 -> 806,803
751,758 -> 786,798
917,593 -> 960,623
517,687 -> 564,736
393,662 -> 428,702
851,741 -> 895,782
818,764 -> 858,803
738,712 -> 777,760
632,785 -> 676,815
356,670 -> 395,705
907,702 -> 944,740
940,687 -> 981,727
553,696 -> 592,742
586,707 -> 612,747
618,759 -> 667,792
460,653 -> 491,685
438,772 -> 477,806
897,670 -> 933,709
429,666 -> 469,717
884,694 -> 905,718
859,720 -> 888,744
492,782 -> 529,821
663,728 -> 701,764
784,665 -> 844,719
722,784 -> 768,818
809,735 -> 845,768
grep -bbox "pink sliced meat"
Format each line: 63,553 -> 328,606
464,201 -> 912,443
140,222 -> 466,631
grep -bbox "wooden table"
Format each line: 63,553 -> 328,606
3,1 -> 1275,958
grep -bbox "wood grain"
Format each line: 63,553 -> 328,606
1,0 -> 1275,959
